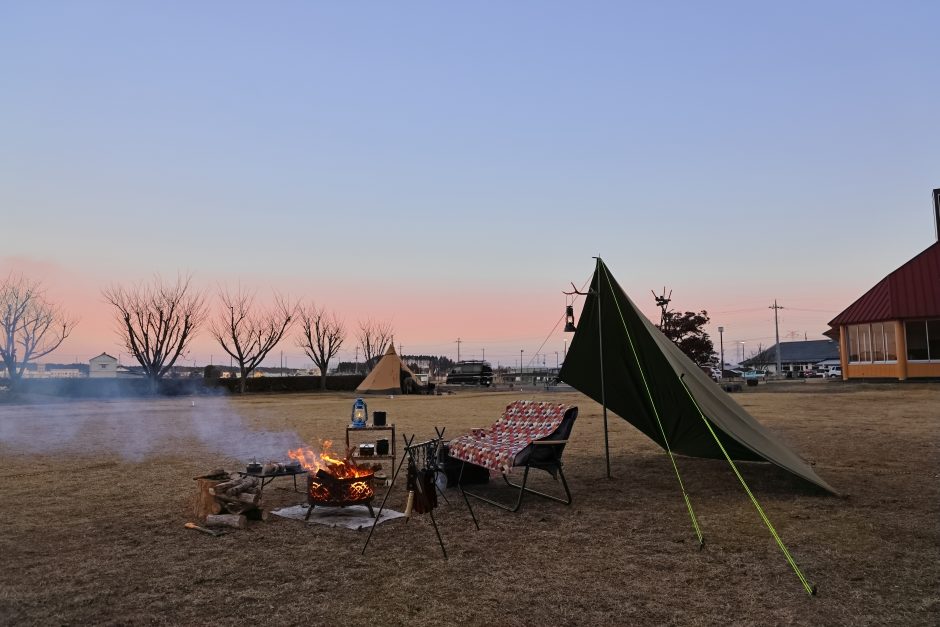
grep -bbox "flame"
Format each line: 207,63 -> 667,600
288,439 -> 373,479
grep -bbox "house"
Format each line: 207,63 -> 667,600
742,340 -> 840,374
825,191 -> 940,380
89,353 -> 119,378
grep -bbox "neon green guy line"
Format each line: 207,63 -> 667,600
600,265 -> 703,546
676,375 -> 816,596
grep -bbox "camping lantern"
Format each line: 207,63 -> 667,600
564,304 -> 577,333
351,397 -> 368,428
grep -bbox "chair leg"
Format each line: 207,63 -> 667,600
502,465 -> 572,506
456,461 -> 480,530
461,465 -> 531,513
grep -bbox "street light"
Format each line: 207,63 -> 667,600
520,349 -> 524,373
739,341 -> 746,364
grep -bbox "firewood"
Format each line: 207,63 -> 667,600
209,476 -> 259,497
224,502 -> 256,515
210,477 -> 243,493
194,478 -> 224,520
205,514 -> 247,530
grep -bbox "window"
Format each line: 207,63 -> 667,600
859,325 -> 871,362
906,321 -> 929,360
885,324 -> 898,361
847,322 -> 899,363
929,320 -> 940,361
847,326 -> 859,362
871,323 -> 885,361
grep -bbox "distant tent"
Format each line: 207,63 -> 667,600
560,259 -> 835,493
356,344 -> 420,395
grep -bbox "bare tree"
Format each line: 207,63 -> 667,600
356,318 -> 393,371
209,287 -> 296,393
0,274 -> 76,388
103,275 -> 207,392
296,304 -> 346,390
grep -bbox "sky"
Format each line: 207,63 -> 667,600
2,1 -> 938,369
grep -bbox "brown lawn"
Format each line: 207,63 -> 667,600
0,383 -> 938,626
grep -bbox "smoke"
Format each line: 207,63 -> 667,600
0,395 -> 305,462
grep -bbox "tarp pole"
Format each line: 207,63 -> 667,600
595,256 -> 611,479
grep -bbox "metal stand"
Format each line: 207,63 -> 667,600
362,429 -> 477,559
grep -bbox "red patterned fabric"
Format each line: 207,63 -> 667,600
447,401 -> 571,474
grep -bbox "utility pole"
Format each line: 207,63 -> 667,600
520,349 -> 524,373
717,326 -> 724,374
455,337 -> 462,362
482,347 -> 485,363
769,300 -> 784,376
355,346 -> 359,374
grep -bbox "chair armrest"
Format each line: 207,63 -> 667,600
530,439 -> 568,445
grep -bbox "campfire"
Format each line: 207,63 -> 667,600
288,440 -> 377,519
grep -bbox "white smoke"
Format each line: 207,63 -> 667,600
0,395 -> 305,462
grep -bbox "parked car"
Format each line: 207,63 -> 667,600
826,365 -> 843,378
446,361 -> 494,386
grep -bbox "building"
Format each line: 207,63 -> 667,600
89,353 -> 119,378
742,339 -> 840,375
825,193 -> 940,381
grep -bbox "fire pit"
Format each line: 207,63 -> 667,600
305,469 -> 376,519
288,440 -> 378,521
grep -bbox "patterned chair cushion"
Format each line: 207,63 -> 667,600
447,401 -> 571,474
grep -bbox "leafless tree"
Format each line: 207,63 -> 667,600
0,274 -> 76,388
209,287 -> 296,393
103,275 -> 207,391
296,304 -> 346,390
356,318 -> 393,371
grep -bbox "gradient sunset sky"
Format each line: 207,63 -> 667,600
3,2 -> 938,369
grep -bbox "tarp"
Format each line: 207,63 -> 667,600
356,344 -> 419,395
559,259 -> 835,493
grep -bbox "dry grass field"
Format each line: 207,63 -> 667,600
1,383 -> 938,626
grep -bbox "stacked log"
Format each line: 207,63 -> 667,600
194,470 -> 265,524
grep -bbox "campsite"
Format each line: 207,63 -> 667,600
0,383 -> 937,625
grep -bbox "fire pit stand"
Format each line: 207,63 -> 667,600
303,469 -> 377,521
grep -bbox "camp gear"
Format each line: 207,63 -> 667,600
448,401 -> 578,512
351,398 -> 368,427
560,257 -> 827,595
560,259 -> 834,493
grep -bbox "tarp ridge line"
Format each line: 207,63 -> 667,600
677,375 -> 816,596
600,264 -> 704,546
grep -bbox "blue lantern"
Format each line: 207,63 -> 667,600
351,397 -> 368,428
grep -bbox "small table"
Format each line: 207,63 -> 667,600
237,468 -> 308,494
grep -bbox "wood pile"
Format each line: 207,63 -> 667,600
193,469 -> 269,527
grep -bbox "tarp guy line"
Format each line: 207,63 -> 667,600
601,262 -> 704,546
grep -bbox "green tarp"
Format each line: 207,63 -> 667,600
559,259 -> 835,493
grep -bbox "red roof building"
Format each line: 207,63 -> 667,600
827,240 -> 940,380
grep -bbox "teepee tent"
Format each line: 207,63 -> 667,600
356,344 -> 419,395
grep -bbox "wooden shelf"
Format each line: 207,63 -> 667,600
347,424 -> 396,473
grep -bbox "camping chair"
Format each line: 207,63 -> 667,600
448,401 -> 578,513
